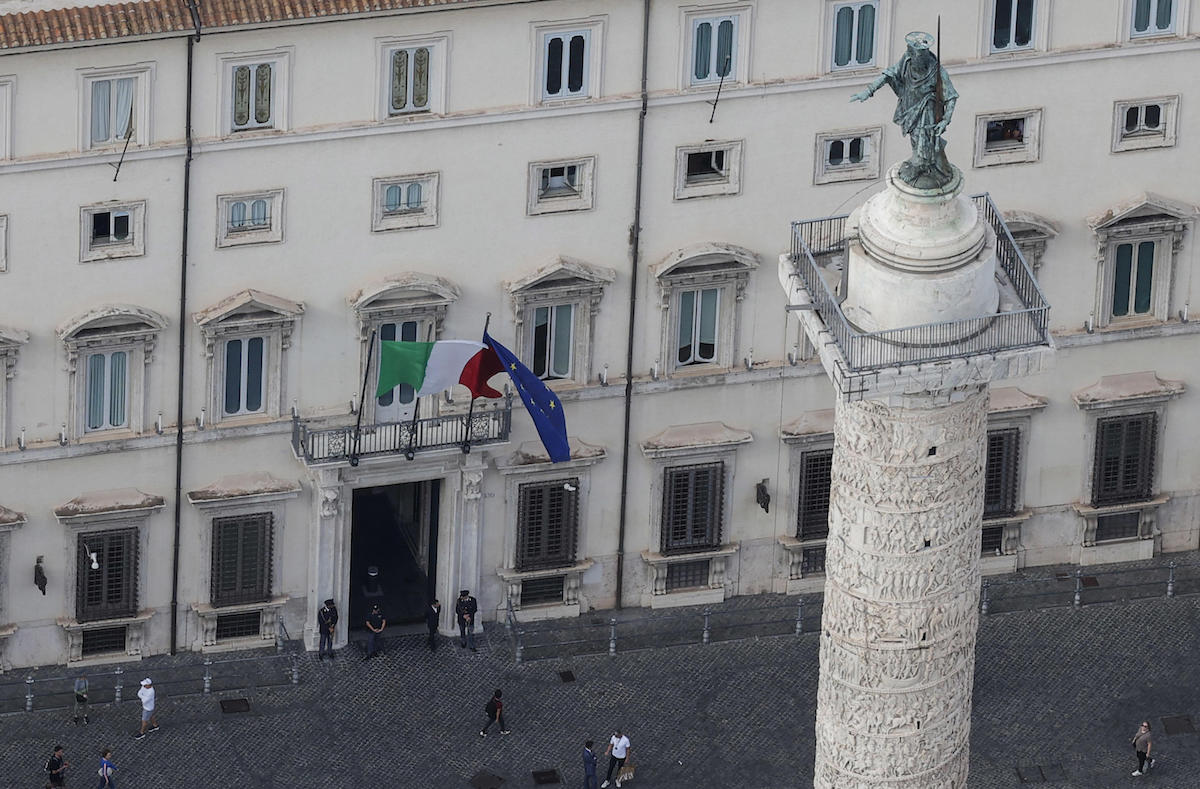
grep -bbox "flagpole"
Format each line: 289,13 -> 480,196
349,329 -> 376,467
461,312 -> 492,455
404,324 -> 435,460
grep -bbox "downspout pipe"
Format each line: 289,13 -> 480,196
170,6 -> 201,655
614,0 -> 651,609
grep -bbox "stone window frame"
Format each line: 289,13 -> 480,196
780,419 -> 834,588
1124,0 -> 1187,40
678,4 -> 753,91
651,242 -> 758,376
218,48 -> 293,136
813,126 -> 882,185
0,505 -> 26,666
527,156 -> 596,216
0,326 -> 28,448
506,256 -> 616,387
823,0 -> 891,75
194,290 -> 303,427
79,200 -> 147,263
532,17 -> 606,104
350,274 -> 459,424
1001,210 -> 1058,274
216,189 -> 284,248
980,389 -> 1046,572
972,107 -> 1043,168
77,62 -> 154,152
1111,95 -> 1179,153
982,0 -> 1050,57
375,33 -> 450,120
0,214 -> 7,273
674,139 -> 744,200
1087,193 -> 1193,330
58,305 -> 167,441
371,172 -> 440,232
0,76 -> 12,160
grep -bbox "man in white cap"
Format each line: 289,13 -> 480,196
134,678 -> 159,739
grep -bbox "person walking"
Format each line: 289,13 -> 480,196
425,599 -> 442,651
44,744 -> 69,787
72,674 -> 89,725
479,689 -> 510,736
364,603 -> 386,659
1131,720 -> 1155,776
582,740 -> 599,789
601,729 -> 631,788
95,749 -> 115,788
455,589 -> 478,652
134,679 -> 158,740
317,598 -> 338,660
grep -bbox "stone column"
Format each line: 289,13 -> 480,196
813,389 -> 986,789
307,467 -> 347,650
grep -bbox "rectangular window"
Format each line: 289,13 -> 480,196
520,575 -> 566,606
215,611 -> 262,640
832,2 -> 877,69
1092,413 -> 1156,506
1124,103 -> 1162,137
666,559 -> 711,591
89,77 -> 136,145
528,157 -> 595,215
81,626 -> 127,656
543,30 -> 590,100
376,320 -> 417,421
985,118 -> 1025,151
676,288 -> 720,366
1131,0 -> 1175,36
217,190 -> 284,247
222,336 -> 266,416
797,449 -> 833,540
826,136 -> 868,167
382,182 -> 425,215
1112,96 -> 1178,152
77,529 -> 137,622
532,304 -> 574,380
372,173 -> 439,232
1095,511 -> 1141,542
685,150 -> 727,184
540,165 -> 579,198
388,46 -> 432,114
691,16 -> 737,85
991,0 -> 1035,51
983,428 -> 1020,518
516,479 -> 579,571
91,211 -> 131,247
84,350 -> 129,431
981,524 -> 1005,555
1111,241 -> 1156,318
232,62 -> 274,131
227,198 -> 271,233
800,545 -> 827,575
662,462 -> 723,553
210,513 -> 272,607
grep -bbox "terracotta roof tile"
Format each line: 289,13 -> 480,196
0,0 -> 481,50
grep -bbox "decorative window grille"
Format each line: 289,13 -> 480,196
210,513 -> 272,607
691,16 -> 736,85
215,611 -> 262,640
991,0 -> 1035,51
77,529 -> 137,623
81,626 -> 127,656
1111,241 -> 1156,318
520,575 -> 566,606
389,46 -> 431,114
232,63 -> 273,130
832,2 -> 877,69
666,559 -> 711,591
1131,0 -> 1175,36
90,77 -> 135,145
980,525 -> 1005,556
800,545 -> 827,575
676,288 -> 720,366
543,31 -> 590,99
516,479 -> 579,571
84,350 -> 128,431
662,462 -> 723,553
797,449 -> 833,540
983,428 -> 1020,518
1095,511 -> 1141,542
532,304 -> 574,380
222,336 -> 267,416
1092,413 -> 1156,506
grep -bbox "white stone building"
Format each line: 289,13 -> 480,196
0,0 -> 1196,669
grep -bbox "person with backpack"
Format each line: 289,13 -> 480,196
44,745 -> 68,787
95,748 -> 115,788
479,689 -> 510,736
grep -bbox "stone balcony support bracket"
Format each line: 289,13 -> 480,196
57,609 -> 154,665
641,544 -> 739,608
191,595 -> 290,651
497,560 -> 594,621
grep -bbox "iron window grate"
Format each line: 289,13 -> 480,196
520,575 -> 565,607
981,525 -> 1005,556
516,479 -> 579,571
1092,413 -> 1156,506
211,513 -> 273,607
801,545 -> 827,575
215,611 -> 262,640
666,559 -> 710,592
662,462 -> 724,554
77,529 -> 138,623
1095,512 -> 1140,542
81,626 -> 127,656
797,449 -> 833,540
984,428 -> 1020,517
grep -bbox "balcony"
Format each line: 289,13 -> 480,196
786,194 -> 1051,377
291,398 -> 512,465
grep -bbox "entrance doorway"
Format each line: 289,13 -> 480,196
349,480 -> 440,630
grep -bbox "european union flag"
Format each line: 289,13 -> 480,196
484,330 -> 570,463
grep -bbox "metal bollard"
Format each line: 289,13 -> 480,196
290,655 -> 300,685
608,618 -> 617,656
24,674 -> 33,712
1167,561 -> 1176,598
113,666 -> 123,705
702,608 -> 711,645
514,630 -> 524,665
1073,569 -> 1083,608
980,581 -> 990,616
203,658 -> 213,694
795,598 -> 804,635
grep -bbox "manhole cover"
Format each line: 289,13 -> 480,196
1040,763 -> 1066,781
558,670 -> 576,683
1081,576 -> 1099,588
219,698 -> 250,714
1016,765 -> 1045,783
532,768 -> 562,785
469,770 -> 504,789
1162,714 -> 1195,734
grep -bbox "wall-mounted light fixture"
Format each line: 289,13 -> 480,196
17,428 -> 26,451
599,364 -> 609,387
650,360 -> 660,381
195,408 -> 206,430
743,349 -> 755,371
58,424 -> 68,446
155,412 -> 164,435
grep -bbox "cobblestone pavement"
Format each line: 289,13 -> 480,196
3,562 -> 1199,787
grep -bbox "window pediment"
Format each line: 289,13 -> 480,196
641,421 -> 753,459
1088,193 -> 1196,235
194,289 -> 303,341
0,503 -> 26,530
651,242 -> 759,282
507,256 -> 616,297
350,273 -> 458,336
53,487 -> 165,524
0,325 -> 28,377
1072,371 -> 1184,410
58,305 -> 166,345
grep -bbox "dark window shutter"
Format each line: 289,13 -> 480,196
797,449 -> 833,540
983,428 -> 1020,518
662,462 -> 723,553
516,479 -> 578,571
1092,413 -> 1156,505
77,528 -> 138,622
211,513 -> 273,607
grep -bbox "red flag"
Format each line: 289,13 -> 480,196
458,346 -> 506,399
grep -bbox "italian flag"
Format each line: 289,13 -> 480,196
375,340 -> 504,399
